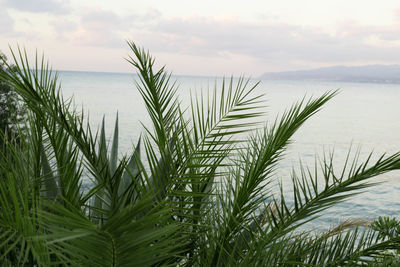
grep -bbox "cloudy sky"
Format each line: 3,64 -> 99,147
1,0 -> 400,76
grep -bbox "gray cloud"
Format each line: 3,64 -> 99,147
136,16 -> 400,67
50,9 -> 400,69
50,8 -> 173,48
0,8 -> 14,34
4,0 -> 70,14
51,9 -> 127,48
51,17 -> 78,41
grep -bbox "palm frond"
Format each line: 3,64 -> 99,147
1,42 -> 400,266
41,196 -> 184,267
208,92 -> 336,265
0,133 -> 50,266
263,150 -> 400,243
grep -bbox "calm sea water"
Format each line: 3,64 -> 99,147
59,70 -> 400,230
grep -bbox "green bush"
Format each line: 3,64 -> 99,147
1,53 -> 24,133
0,42 -> 399,266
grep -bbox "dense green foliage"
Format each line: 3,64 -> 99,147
0,52 -> 24,147
0,43 -> 399,266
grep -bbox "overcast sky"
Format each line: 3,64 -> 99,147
1,0 -> 400,76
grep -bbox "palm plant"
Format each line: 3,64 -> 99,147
0,42 -> 399,266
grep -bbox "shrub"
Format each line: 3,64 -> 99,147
0,52 -> 24,147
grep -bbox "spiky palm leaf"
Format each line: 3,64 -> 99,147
0,42 -> 400,266
0,47 -> 185,266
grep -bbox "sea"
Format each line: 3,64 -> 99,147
59,70 -> 400,231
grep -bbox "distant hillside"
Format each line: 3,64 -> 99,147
260,65 -> 400,83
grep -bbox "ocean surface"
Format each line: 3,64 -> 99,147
59,70 -> 400,230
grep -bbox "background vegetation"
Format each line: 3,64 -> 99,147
0,52 -> 24,149
0,43 -> 399,266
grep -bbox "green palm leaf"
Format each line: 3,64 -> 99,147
1,42 -> 400,266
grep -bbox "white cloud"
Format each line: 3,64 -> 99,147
51,9 -> 135,48
4,0 -> 71,14
134,16 -> 400,68
8,5 -> 400,74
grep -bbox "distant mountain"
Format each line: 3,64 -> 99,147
260,65 -> 400,83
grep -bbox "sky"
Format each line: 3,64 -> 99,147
1,0 -> 400,76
